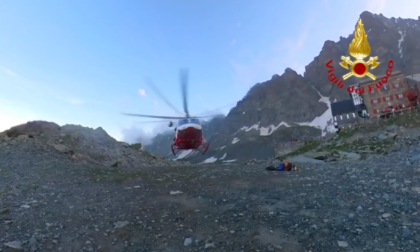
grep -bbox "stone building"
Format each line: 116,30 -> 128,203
358,71 -> 410,116
331,99 -> 359,129
331,83 -> 369,129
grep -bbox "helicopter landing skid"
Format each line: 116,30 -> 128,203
171,142 -> 210,156
171,144 -> 181,156
196,142 -> 210,155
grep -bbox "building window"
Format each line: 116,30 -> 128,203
398,94 -> 403,99
340,115 -> 343,120
334,116 -> 337,121
351,92 -> 363,106
385,96 -> 390,101
346,114 -> 349,119
370,88 -> 375,94
352,113 -> 356,118
383,85 -> 389,91
373,99 -> 378,104
394,83 -> 400,88
388,102 -> 391,106
373,109 -> 378,114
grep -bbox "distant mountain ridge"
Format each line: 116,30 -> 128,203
145,11 -> 420,163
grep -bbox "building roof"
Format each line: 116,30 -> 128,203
407,73 -> 420,82
406,74 -> 420,87
331,99 -> 356,116
406,78 -> 420,87
358,70 -> 404,85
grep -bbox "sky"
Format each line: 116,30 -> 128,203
1,0 -> 419,144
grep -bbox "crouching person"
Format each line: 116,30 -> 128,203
265,160 -> 298,171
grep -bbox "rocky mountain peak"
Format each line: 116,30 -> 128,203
146,11 -> 420,163
217,69 -> 328,139
284,67 -> 298,75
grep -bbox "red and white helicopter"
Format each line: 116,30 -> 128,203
122,69 -> 211,156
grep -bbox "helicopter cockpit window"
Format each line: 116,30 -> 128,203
190,118 -> 200,125
178,119 -> 189,126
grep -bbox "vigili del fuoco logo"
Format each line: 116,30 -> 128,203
326,18 -> 394,95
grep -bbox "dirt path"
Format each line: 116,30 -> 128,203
1,149 -> 420,251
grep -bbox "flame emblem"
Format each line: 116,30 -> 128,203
339,19 -> 380,80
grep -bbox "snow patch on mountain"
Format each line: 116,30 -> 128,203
295,86 -> 336,136
223,159 -> 237,163
232,138 -> 240,144
220,153 -> 227,160
398,31 -> 405,58
235,121 -> 290,136
407,74 -> 420,82
201,157 -> 218,164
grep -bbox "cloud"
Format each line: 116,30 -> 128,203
365,0 -> 387,14
363,0 -> 420,19
230,39 -> 236,46
138,89 -> 146,96
0,65 -> 104,107
55,96 -> 85,105
322,0 -> 331,12
295,31 -> 308,50
0,65 -> 18,77
121,122 -> 172,145
69,98 -> 84,105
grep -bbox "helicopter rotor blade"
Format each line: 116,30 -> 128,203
195,102 -> 236,116
180,68 -> 190,118
122,113 -> 214,120
144,77 -> 184,116
132,120 -> 174,124
122,113 -> 187,120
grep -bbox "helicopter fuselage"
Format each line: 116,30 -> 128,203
175,123 -> 203,148
122,69 -> 210,156
171,122 -> 209,155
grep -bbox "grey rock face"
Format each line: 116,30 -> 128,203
146,11 -> 420,163
221,69 -> 328,136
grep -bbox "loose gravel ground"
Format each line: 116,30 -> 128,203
1,144 -> 420,252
